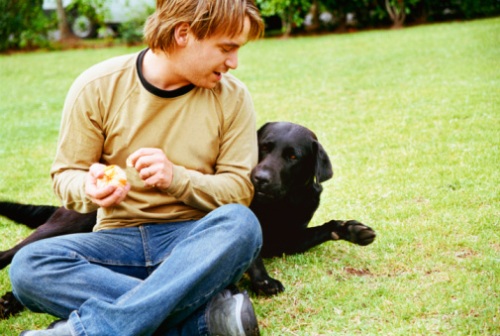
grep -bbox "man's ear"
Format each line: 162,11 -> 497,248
174,22 -> 191,47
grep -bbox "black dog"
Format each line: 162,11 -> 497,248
0,121 -> 375,317
247,122 -> 375,294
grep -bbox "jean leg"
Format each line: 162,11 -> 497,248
9,228 -> 147,318
71,204 -> 262,336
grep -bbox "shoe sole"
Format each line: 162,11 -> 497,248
240,292 -> 260,336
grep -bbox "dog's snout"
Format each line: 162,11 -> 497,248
252,169 -> 271,187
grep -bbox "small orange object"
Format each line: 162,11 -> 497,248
96,165 -> 127,188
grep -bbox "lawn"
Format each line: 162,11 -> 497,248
1,17 -> 499,335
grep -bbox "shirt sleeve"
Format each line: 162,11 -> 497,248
50,73 -> 104,213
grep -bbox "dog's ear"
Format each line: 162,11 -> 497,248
313,141 -> 333,183
257,122 -> 272,138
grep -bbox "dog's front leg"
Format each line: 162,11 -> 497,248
325,219 -> 376,246
246,255 -> 285,296
284,220 -> 376,255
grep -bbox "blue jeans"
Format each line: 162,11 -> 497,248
10,204 -> 262,336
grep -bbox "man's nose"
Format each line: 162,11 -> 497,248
225,51 -> 238,70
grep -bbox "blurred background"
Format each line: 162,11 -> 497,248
1,0 -> 499,52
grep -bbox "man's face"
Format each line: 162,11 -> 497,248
180,17 -> 251,89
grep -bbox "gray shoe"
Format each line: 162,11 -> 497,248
207,289 -> 260,336
19,320 -> 72,336
47,320 -> 67,329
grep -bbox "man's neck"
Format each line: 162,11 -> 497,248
141,49 -> 191,91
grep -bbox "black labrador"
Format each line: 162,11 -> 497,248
0,121 -> 375,318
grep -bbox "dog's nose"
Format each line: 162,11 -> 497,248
252,169 -> 271,187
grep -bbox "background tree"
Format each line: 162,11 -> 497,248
0,0 -> 51,52
321,0 -> 371,32
256,0 -> 312,36
56,0 -> 78,40
385,0 -> 405,28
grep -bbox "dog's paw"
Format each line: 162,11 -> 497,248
251,277 -> 285,296
343,220 -> 376,246
0,292 -> 25,320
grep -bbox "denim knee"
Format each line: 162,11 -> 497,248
9,242 -> 45,308
218,204 -> 262,250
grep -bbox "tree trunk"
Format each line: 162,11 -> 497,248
281,9 -> 293,37
385,0 -> 406,29
306,0 -> 320,32
56,0 -> 78,41
334,10 -> 347,33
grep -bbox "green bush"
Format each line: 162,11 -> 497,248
117,3 -> 155,46
118,19 -> 146,46
420,0 -> 500,21
0,0 -> 53,52
457,0 -> 500,18
256,0 -> 312,35
257,0 -> 500,33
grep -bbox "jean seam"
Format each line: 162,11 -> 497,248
69,311 -> 88,336
139,225 -> 154,267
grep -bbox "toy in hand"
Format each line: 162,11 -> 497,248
96,165 -> 127,189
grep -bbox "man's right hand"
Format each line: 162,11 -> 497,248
85,163 -> 130,208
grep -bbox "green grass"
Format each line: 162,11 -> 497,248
1,18 -> 499,335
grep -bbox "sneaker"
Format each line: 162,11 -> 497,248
207,289 -> 260,336
47,320 -> 67,329
19,320 -> 71,336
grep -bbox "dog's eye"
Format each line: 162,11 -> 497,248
260,143 -> 272,152
283,148 -> 298,161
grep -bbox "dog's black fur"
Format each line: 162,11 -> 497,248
0,121 -> 375,318
247,122 -> 375,295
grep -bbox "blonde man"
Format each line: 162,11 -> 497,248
11,1 -> 265,335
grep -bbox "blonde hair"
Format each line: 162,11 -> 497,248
144,0 -> 264,53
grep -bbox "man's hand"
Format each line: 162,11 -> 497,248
85,163 -> 130,208
127,148 -> 174,190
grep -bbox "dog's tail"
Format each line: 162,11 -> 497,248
0,201 -> 59,229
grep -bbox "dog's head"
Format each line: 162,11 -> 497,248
251,122 -> 333,203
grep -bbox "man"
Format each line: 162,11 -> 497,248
10,1 -> 265,335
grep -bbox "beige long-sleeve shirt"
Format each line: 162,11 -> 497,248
51,49 -> 257,231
